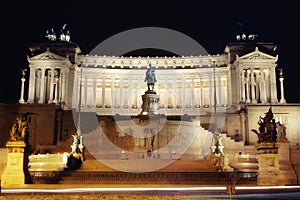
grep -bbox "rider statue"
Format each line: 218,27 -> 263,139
144,63 -> 157,91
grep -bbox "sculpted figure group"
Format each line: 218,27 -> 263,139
252,107 -> 279,144
9,112 -> 30,141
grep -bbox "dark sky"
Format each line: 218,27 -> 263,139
0,1 -> 299,103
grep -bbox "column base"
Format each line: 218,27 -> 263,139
19,99 -> 25,104
271,100 -> 278,104
280,99 -> 286,104
251,99 -> 257,104
26,99 -> 34,104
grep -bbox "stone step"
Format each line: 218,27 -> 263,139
58,171 -> 257,185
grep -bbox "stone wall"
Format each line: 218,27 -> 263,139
0,104 -> 58,151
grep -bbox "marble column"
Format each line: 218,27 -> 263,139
93,79 -> 97,107
250,68 -> 257,103
129,79 -> 133,107
19,77 -> 26,104
46,70 -> 50,102
200,76 -> 204,107
27,68 -> 36,103
38,68 -> 45,104
73,69 -> 79,108
53,72 -> 59,104
102,78 -> 106,108
58,71 -> 63,103
164,82 -> 168,107
209,75 -> 213,107
260,69 -> 266,103
217,75 -> 222,106
269,67 -> 278,103
245,70 -> 250,103
61,70 -> 67,103
191,77 -> 195,107
182,77 -> 186,107
119,78 -> 124,108
172,77 -> 176,107
226,68 -> 232,107
240,69 -> 245,102
111,77 -> 115,108
279,69 -> 286,104
49,67 -> 55,103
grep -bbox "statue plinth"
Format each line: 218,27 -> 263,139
1,141 -> 27,188
256,142 -> 285,186
256,142 -> 280,154
139,90 -> 160,121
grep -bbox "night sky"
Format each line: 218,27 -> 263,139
0,1 -> 299,103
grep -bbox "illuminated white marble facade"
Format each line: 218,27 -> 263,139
27,47 -> 279,116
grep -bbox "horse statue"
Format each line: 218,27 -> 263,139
144,64 -> 157,91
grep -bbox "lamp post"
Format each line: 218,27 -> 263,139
210,61 -> 225,171
213,62 -> 219,140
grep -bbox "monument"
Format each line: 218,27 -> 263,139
210,133 -> 224,171
138,64 -> 160,154
18,69 -> 27,104
139,63 -> 159,121
251,107 -> 285,185
67,133 -> 85,170
1,112 -> 32,188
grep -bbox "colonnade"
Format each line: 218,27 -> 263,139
27,67 -> 68,104
239,66 -> 277,104
73,69 -> 229,112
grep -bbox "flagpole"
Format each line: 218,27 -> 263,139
213,61 -> 218,134
77,66 -> 82,136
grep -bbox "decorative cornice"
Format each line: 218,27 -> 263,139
77,54 -> 229,69
237,47 -> 278,61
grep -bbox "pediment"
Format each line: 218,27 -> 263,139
29,48 -> 67,61
237,47 -> 278,61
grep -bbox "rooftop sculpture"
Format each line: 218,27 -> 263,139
45,24 -> 71,42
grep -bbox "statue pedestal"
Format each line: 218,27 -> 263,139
139,90 -> 159,120
256,142 -> 285,186
277,140 -> 297,185
1,141 -> 27,188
